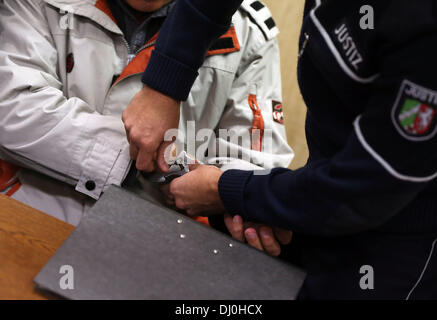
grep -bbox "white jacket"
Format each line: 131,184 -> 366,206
0,0 -> 293,225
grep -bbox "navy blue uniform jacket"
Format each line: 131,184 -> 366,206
144,0 -> 437,236
142,0 -> 437,298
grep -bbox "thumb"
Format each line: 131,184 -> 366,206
157,141 -> 175,173
188,162 -> 200,171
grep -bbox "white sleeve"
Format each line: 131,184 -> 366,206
0,0 -> 131,200
208,37 -> 294,171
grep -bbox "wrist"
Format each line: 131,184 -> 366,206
142,50 -> 198,101
217,170 -> 253,218
210,169 -> 223,193
210,169 -> 225,211
142,85 -> 180,105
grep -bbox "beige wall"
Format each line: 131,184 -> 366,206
263,0 -> 308,169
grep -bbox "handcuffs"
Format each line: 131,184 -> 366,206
143,151 -> 197,185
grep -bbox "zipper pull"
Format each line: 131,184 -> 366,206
127,54 -> 136,64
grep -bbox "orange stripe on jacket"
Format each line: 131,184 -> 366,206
95,0 -> 240,59
195,216 -> 210,227
113,32 -> 160,85
248,94 -> 265,152
94,0 -> 241,83
0,160 -> 21,197
95,0 -> 117,24
206,26 -> 241,57
5,182 -> 22,197
113,26 -> 241,85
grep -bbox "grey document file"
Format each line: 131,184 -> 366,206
34,186 -> 306,300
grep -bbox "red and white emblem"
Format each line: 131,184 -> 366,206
272,101 -> 284,124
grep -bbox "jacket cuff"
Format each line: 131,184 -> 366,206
142,50 -> 199,101
218,169 -> 253,217
75,138 -> 131,200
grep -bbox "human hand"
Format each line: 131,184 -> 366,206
170,164 -> 225,216
160,183 -> 175,207
224,214 -> 292,257
122,86 -> 180,173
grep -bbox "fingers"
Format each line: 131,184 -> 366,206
169,166 -> 225,217
160,184 -> 171,197
125,120 -> 159,172
127,129 -> 156,172
129,144 -> 139,161
224,214 -> 234,235
245,228 -> 264,251
259,227 -> 282,257
160,184 -> 175,207
223,215 -> 289,257
165,198 -> 175,207
224,214 -> 245,242
274,228 -> 293,245
171,177 -> 188,212
157,141 -> 176,173
188,162 -> 200,171
232,215 -> 245,242
136,148 -> 156,172
122,86 -> 181,175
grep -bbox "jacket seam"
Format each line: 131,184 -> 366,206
354,116 -> 437,182
405,238 -> 437,300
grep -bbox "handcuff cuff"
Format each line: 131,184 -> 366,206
143,151 -> 197,185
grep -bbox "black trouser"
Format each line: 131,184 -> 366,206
287,232 -> 437,300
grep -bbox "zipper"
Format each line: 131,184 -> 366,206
122,37 -> 135,64
102,37 -> 157,110
133,41 -> 156,56
122,36 -> 156,65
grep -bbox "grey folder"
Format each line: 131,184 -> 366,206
34,186 -> 306,300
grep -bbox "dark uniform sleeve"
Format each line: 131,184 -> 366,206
142,0 -> 243,101
218,12 -> 437,237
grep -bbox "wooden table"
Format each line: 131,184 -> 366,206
0,194 -> 74,299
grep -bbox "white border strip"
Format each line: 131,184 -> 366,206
406,238 -> 437,300
243,0 -> 279,40
310,2 -> 379,84
391,80 -> 437,142
354,116 -> 437,182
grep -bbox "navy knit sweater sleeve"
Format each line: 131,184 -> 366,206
141,0 -> 243,101
218,0 -> 437,237
218,138 -> 429,237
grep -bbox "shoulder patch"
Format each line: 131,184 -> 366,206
240,0 -> 279,40
207,25 -> 241,57
272,101 -> 284,124
392,80 -> 437,141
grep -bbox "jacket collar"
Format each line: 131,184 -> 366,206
43,0 -> 240,57
112,0 -> 175,23
43,0 -> 123,35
